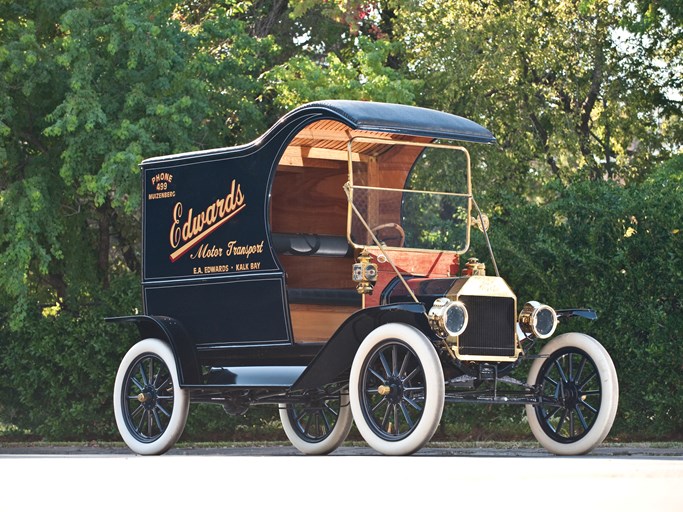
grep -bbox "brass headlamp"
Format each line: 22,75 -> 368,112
518,301 -> 558,339
428,297 -> 469,339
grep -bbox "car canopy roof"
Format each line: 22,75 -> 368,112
142,100 -> 495,167
278,100 -> 496,144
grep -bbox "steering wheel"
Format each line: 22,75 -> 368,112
370,223 -> 405,247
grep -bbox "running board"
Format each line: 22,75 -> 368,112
183,366 -> 307,388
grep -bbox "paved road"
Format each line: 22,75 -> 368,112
2,444 -> 682,511
2,441 -> 683,457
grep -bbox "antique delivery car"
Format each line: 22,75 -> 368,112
109,100 -> 619,456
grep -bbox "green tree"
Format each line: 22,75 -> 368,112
0,0 -> 276,438
393,0 -> 682,195
260,1 -> 419,113
264,35 -> 419,111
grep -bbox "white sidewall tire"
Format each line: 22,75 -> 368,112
279,392 -> 353,455
526,332 -> 619,455
349,323 -> 445,456
113,338 -> 189,455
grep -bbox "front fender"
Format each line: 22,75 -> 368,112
291,303 -> 431,390
106,315 -> 201,386
556,308 -> 598,321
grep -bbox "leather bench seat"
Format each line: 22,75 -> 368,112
272,233 -> 353,258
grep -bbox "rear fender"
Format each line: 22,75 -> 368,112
106,315 -> 201,386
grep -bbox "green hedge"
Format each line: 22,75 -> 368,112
1,158 -> 681,441
470,156 -> 683,438
0,273 -> 138,440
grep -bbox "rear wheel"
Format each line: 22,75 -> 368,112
349,323 -> 444,455
113,338 -> 189,455
279,389 -> 353,455
526,333 -> 618,455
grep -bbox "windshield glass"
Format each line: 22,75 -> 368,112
348,140 -> 471,253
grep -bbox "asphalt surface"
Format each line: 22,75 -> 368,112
2,441 -> 683,457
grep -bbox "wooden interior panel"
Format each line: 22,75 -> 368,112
364,249 -> 461,307
269,120 -> 439,344
290,304 -> 356,342
279,145 -> 365,165
271,164 -> 348,236
279,254 -> 355,289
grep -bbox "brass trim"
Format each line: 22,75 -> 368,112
446,276 -> 522,363
352,249 -> 378,295
428,297 -> 468,338
450,352 -> 521,363
518,301 -> 558,339
344,182 -> 419,304
351,184 -> 470,199
346,137 -> 472,256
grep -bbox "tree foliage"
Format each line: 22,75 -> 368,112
0,0 -> 278,437
2,1 -> 199,327
394,0 -> 682,193
264,35 -> 419,110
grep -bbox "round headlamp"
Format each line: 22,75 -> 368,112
428,297 -> 468,339
518,301 -> 558,339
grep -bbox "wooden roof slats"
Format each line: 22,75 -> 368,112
281,120 -> 431,167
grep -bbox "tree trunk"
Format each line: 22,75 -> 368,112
251,0 -> 288,38
579,35 -> 606,181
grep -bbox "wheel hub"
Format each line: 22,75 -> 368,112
382,377 -> 405,404
561,381 -> 580,408
138,386 -> 158,410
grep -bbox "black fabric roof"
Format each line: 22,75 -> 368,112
294,100 -> 496,144
141,100 -> 495,167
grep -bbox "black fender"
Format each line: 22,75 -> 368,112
556,308 -> 598,321
291,303 -> 431,390
106,315 -> 201,386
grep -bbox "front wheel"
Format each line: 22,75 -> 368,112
279,389 -> 353,455
113,338 -> 189,455
526,332 -> 619,455
349,323 -> 445,455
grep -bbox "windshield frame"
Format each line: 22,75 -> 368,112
346,137 -> 473,255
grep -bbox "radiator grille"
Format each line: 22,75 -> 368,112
457,296 -> 516,357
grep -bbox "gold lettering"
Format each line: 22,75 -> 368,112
170,203 -> 182,249
152,172 -> 173,185
149,191 -> 176,200
181,208 -> 194,241
203,265 -> 230,274
226,240 -> 264,259
205,203 -> 217,224
169,179 -> 247,263
190,243 -> 223,260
